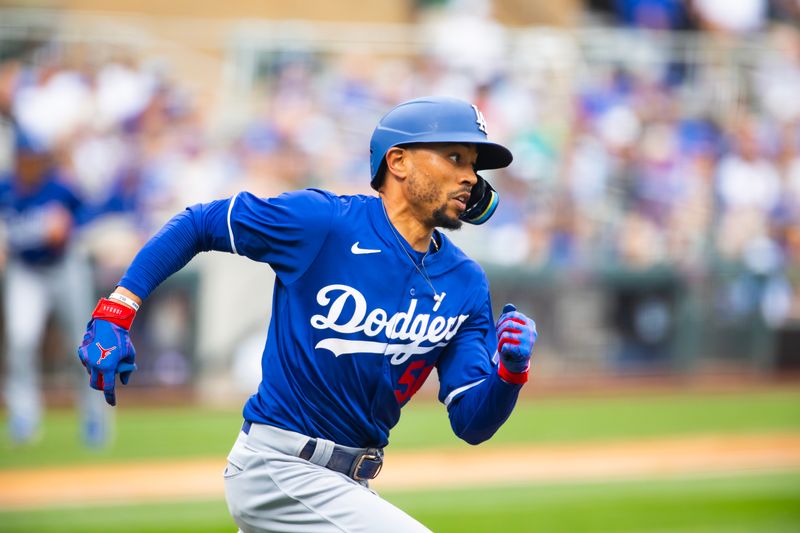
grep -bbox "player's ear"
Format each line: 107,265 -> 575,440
385,147 -> 409,181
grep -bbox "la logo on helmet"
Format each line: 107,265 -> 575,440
472,104 -> 487,134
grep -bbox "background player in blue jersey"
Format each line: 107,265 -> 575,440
77,96 -> 538,532
1,129 -> 111,446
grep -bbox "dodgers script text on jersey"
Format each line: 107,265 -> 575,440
311,284 -> 470,364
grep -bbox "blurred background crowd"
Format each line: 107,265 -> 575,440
1,0 -> 800,426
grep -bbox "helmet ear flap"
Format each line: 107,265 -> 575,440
459,175 -> 499,225
370,160 -> 387,191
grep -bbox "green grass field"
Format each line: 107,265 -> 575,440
1,387 -> 799,532
2,388 -> 799,469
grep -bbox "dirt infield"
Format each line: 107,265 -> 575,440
2,432 -> 799,511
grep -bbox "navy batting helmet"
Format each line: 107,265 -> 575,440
369,96 -> 512,224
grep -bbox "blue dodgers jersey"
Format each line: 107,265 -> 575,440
0,172 -> 83,265
227,189 -> 498,448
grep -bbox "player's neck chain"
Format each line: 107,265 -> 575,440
380,200 -> 444,310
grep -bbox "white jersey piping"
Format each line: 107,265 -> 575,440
444,379 -> 485,407
227,193 -> 240,254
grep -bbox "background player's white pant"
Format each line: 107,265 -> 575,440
2,249 -> 112,444
224,424 -> 431,533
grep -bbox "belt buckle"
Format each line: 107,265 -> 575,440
351,450 -> 383,481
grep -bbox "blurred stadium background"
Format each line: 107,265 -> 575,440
0,1 -> 799,532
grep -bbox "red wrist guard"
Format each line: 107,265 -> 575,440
92,298 -> 136,330
498,360 -> 529,385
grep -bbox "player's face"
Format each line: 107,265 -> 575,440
405,143 -> 479,230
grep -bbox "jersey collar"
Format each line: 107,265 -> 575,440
367,196 -> 455,274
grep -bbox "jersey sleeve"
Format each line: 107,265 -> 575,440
118,198 -> 233,299
436,284 -> 496,407
119,189 -> 335,299
436,276 -> 525,445
228,188 -> 336,284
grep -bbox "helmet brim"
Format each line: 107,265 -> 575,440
474,141 -> 513,171
399,136 -> 513,172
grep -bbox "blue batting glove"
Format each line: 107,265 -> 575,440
496,303 -> 537,376
77,298 -> 137,406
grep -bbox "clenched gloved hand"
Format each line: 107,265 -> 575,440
77,298 -> 137,406
496,303 -> 537,383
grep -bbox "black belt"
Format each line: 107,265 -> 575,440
242,421 -> 383,481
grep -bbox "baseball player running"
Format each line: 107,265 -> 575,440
77,96 -> 538,532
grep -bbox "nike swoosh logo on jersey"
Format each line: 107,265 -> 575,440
351,242 -> 381,255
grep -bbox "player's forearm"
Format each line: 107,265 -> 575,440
117,206 -> 215,300
447,371 -> 522,445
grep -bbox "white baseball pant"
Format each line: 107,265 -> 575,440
2,248 -> 111,443
223,422 -> 431,533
